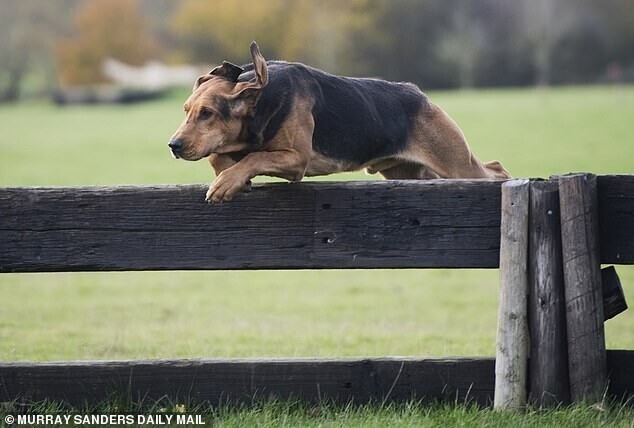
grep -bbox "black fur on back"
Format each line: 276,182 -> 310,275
238,61 -> 427,163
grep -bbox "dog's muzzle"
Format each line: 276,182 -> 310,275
168,139 -> 184,159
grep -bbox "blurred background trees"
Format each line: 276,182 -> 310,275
1,0 -> 633,100
0,0 -> 79,101
56,0 -> 157,85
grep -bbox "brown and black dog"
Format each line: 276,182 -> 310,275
169,42 -> 510,202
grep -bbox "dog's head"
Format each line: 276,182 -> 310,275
168,41 -> 268,161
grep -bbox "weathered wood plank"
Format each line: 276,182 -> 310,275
597,175 -> 634,264
0,180 -> 504,272
495,179 -> 530,410
1,352 -> 631,407
559,174 -> 607,403
1,176 -> 631,272
527,180 -> 570,407
607,350 -> 634,401
0,357 -> 496,406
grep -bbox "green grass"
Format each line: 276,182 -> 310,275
2,85 -> 633,185
0,86 -> 633,423
205,400 -> 634,428
2,398 -> 634,427
437,86 -> 634,178
1,269 -> 632,361
0,270 -> 501,360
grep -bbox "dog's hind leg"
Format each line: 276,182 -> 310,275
365,158 -> 401,175
404,103 -> 511,179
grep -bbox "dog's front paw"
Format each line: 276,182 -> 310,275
205,170 -> 252,203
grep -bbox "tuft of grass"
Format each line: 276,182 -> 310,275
2,398 -> 633,428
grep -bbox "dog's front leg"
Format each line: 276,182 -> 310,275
208,152 -> 253,194
206,97 -> 314,202
205,149 -> 308,202
208,153 -> 241,176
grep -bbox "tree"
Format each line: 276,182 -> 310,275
0,1 -> 30,101
435,2 -> 487,88
171,0 -> 349,71
170,0 -> 285,64
518,0 -> 577,86
56,0 -> 156,86
0,0 -> 78,101
341,0 -> 459,88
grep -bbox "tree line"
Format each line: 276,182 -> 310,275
1,0 -> 633,101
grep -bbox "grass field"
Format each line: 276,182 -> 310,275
1,85 -> 633,424
2,399 -> 633,427
2,85 -> 634,186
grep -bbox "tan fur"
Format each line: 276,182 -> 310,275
306,151 -> 357,176
201,99 -> 510,200
379,102 -> 510,180
174,79 -> 250,160
170,42 -> 510,202
205,96 -> 314,202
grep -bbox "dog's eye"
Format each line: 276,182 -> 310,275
199,108 -> 214,121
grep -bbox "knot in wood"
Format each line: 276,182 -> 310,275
314,230 -> 337,244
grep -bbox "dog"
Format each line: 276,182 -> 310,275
169,41 -> 510,202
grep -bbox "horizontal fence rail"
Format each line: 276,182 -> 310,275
1,352 -> 632,406
597,175 -> 634,264
1,176 -> 632,273
1,358 -> 495,406
0,180 -> 504,271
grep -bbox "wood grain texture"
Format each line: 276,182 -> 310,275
558,174 -> 607,403
0,180 -> 504,272
0,357 -> 496,406
1,352 -> 631,406
527,180 -> 570,407
1,176 -> 631,272
494,179 -> 530,410
597,175 -> 634,264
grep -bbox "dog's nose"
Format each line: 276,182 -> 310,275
168,139 -> 184,151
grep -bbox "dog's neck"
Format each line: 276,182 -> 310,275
238,114 -> 264,149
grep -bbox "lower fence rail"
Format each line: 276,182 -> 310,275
1,351 -> 632,407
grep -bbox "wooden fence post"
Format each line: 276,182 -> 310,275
527,180 -> 570,407
558,173 -> 607,403
494,179 -> 530,410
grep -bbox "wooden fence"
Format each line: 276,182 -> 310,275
0,175 -> 632,407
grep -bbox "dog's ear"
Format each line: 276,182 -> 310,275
249,41 -> 268,88
210,61 -> 244,81
231,41 -> 268,115
192,62 -> 245,92
193,74 -> 212,92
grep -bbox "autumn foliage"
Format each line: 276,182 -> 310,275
170,0 -> 351,70
39,0 -> 634,90
56,0 -> 156,86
